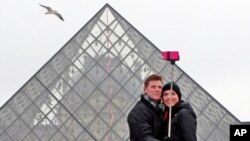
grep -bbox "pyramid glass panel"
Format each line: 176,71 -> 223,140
6,118 -> 30,141
74,103 -> 97,127
113,89 -> 135,113
60,91 -> 83,114
23,132 -> 40,141
74,77 -> 96,100
0,4 -> 241,141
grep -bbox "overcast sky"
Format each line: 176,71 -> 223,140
1,0 -> 250,121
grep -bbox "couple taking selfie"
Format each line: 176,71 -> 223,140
127,74 -> 197,141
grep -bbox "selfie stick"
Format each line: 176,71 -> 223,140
161,51 -> 180,138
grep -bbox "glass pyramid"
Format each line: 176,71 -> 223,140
0,4 -> 240,141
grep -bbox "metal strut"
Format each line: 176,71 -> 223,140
105,9 -> 114,141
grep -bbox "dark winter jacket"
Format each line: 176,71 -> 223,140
127,94 -> 163,141
161,100 -> 197,141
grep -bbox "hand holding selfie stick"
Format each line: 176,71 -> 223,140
162,51 -> 180,138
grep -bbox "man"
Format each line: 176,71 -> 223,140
127,74 -> 163,141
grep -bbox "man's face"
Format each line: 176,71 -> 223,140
144,80 -> 163,102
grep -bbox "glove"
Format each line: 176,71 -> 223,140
163,136 -> 172,141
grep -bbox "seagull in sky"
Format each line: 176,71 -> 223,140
39,4 -> 64,21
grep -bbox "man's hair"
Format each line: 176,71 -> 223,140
144,74 -> 163,87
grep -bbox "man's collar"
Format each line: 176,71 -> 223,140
141,94 -> 163,110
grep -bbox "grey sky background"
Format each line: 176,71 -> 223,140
1,0 -> 250,121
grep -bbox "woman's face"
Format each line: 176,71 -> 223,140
162,90 -> 179,107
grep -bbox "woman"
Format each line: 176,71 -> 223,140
161,82 -> 197,141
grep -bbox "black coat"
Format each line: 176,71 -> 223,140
127,94 -> 163,141
161,100 -> 197,141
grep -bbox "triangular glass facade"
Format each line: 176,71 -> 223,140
0,4 -> 240,141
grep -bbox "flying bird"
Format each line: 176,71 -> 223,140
39,4 -> 64,21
